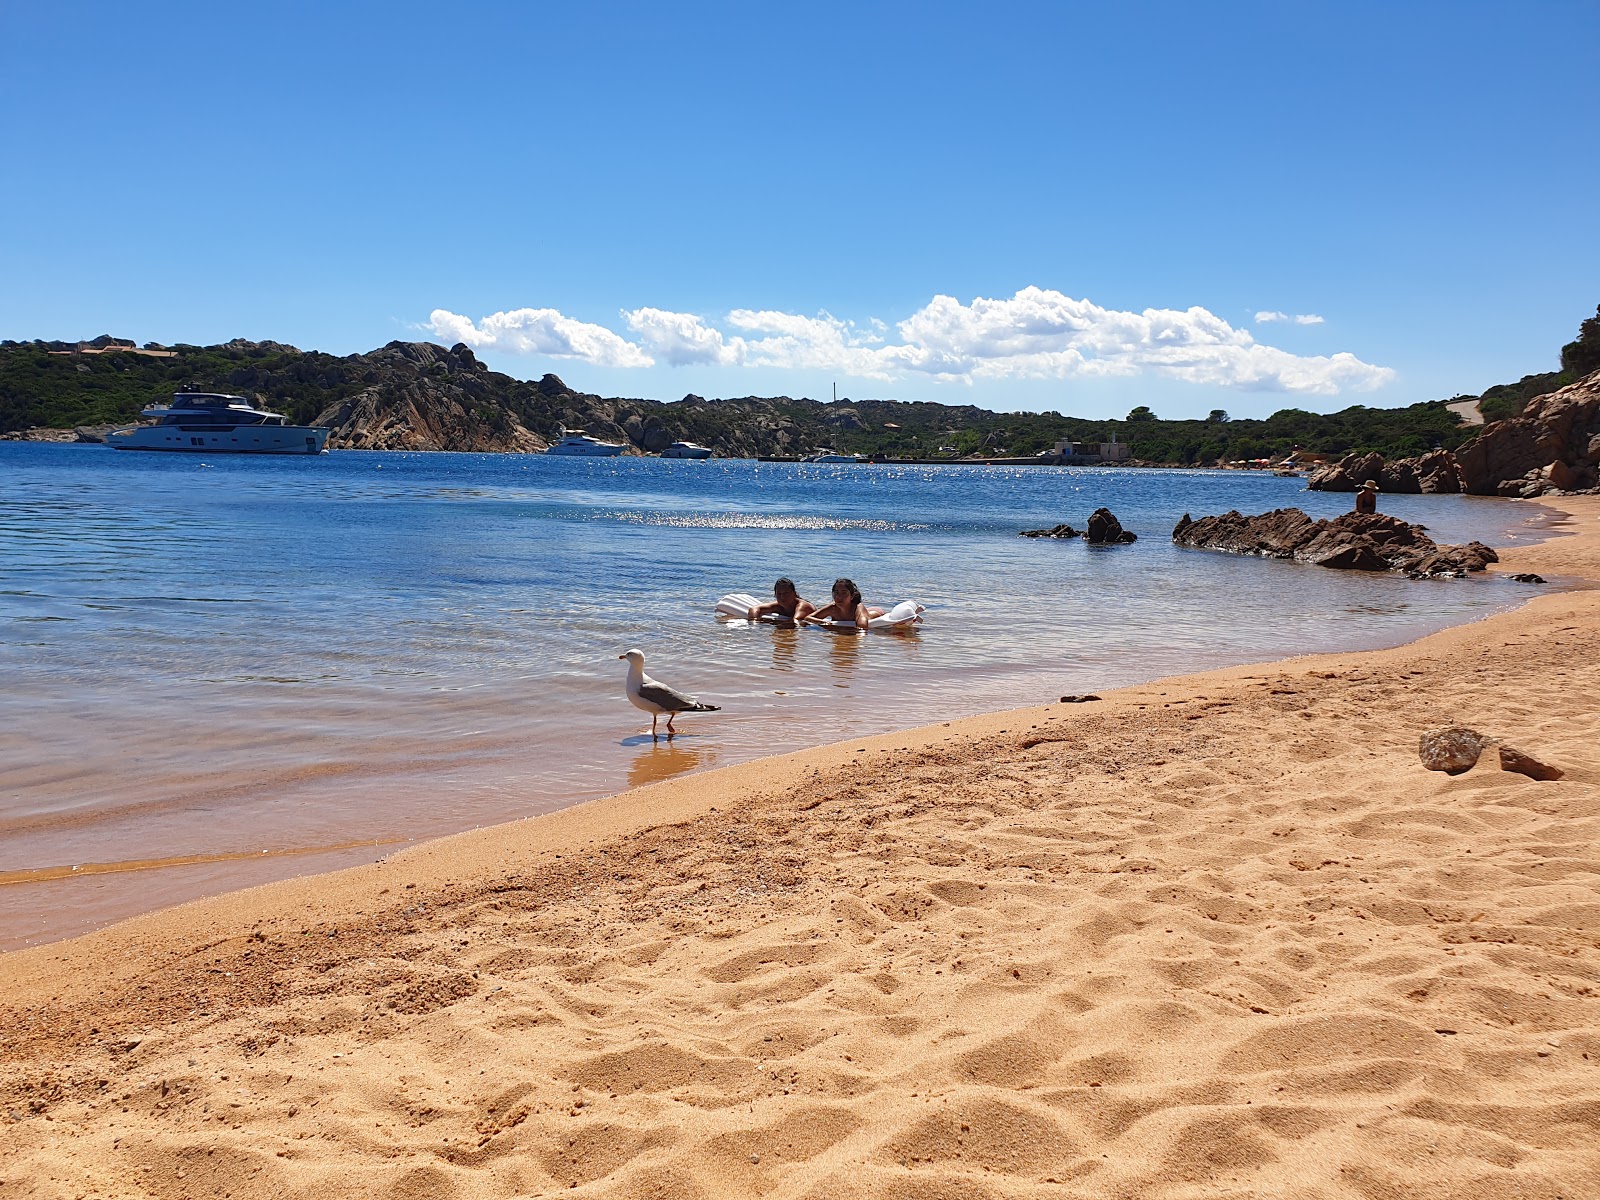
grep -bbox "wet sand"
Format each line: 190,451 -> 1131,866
1,496 -> 1597,1198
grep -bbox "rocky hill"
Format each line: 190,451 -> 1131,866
0,336 -> 982,457
3,312 -> 1595,465
1306,367 -> 1600,498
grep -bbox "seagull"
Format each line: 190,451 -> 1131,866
619,648 -> 721,740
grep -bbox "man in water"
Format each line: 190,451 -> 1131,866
747,577 -> 815,623
1354,480 -> 1379,515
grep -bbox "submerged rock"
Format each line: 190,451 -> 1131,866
1171,508 -> 1497,576
1020,524 -> 1081,539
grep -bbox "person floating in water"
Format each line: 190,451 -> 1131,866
803,577 -> 886,631
1354,480 -> 1379,515
747,577 -> 814,623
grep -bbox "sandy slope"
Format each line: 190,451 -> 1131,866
2,498 -> 1597,1200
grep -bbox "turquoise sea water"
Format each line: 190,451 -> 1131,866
0,442 -> 1548,948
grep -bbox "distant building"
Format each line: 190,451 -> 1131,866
1050,437 -> 1130,464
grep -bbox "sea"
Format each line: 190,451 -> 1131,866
0,442 -> 1553,949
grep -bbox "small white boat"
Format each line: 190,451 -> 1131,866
545,428 -> 627,456
104,393 -> 328,454
806,451 -> 863,464
660,441 -> 713,459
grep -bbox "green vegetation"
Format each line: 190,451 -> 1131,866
0,337 -> 1487,463
800,397 -> 1469,464
0,339 -> 370,431
1466,304 -> 1600,423
4,302 -> 1595,463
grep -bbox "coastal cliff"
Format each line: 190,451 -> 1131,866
1306,368 -> 1600,498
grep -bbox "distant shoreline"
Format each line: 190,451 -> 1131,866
1,434 -> 1291,472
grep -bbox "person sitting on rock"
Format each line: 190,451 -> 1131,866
747,577 -> 814,623
1354,480 -> 1379,515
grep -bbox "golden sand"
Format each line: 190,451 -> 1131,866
3,497 -> 1597,1199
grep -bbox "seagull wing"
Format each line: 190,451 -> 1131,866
638,676 -> 718,713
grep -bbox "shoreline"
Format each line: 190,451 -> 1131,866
3,495 -> 1597,1196
2,450 -> 1547,954
3,497 -> 1586,964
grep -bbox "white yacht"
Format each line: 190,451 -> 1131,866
806,451 -> 864,464
545,428 -> 627,456
104,393 -> 329,454
660,440 -> 713,459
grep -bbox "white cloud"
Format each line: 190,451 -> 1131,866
427,307 -> 652,368
428,289 -> 1390,395
1256,310 -> 1325,325
624,307 -> 744,366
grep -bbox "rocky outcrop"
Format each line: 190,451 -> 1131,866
1020,507 -> 1137,542
1307,369 -> 1600,498
1304,451 -> 1384,492
1085,507 -> 1137,544
1172,508 -> 1498,576
311,342 -> 547,452
1453,371 -> 1600,495
1,426 -> 78,442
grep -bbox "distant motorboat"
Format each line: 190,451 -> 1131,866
806,451 -> 864,464
104,392 -> 328,454
545,429 -> 626,456
660,441 -> 713,459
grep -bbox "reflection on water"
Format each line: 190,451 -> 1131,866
0,443 -> 1544,949
626,741 -> 708,790
826,629 -> 864,681
770,626 -> 800,673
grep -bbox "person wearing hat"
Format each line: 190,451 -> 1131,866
1354,479 -> 1379,515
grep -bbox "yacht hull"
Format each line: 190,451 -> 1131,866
545,443 -> 625,456
105,425 -> 330,454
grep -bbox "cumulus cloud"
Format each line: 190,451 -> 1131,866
427,307 -> 651,368
1256,310 -> 1325,325
429,289 -> 1390,395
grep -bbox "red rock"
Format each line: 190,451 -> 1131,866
1173,508 -> 1494,576
1498,745 -> 1563,781
1453,371 -> 1600,495
1419,727 -> 1487,774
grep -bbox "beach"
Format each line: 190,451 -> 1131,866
2,447 -> 1539,951
2,495 -> 1597,1199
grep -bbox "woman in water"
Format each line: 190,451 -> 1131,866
746,576 -> 814,623
803,577 -> 885,631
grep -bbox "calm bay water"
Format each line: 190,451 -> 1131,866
0,442 -> 1548,948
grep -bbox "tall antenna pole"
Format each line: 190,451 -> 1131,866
833,381 -> 836,404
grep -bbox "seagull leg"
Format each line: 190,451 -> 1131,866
666,713 -> 677,739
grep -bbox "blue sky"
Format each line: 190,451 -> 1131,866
2,1 -> 1595,419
